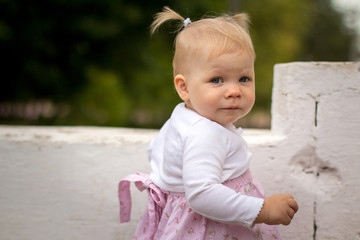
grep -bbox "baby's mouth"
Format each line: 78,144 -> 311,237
222,106 -> 240,110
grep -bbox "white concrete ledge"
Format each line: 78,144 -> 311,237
1,62 -> 359,240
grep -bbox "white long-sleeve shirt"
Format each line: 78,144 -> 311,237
149,103 -> 264,227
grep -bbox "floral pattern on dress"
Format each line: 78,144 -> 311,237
133,170 -> 281,240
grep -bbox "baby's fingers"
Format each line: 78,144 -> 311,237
287,207 -> 295,219
288,198 -> 299,213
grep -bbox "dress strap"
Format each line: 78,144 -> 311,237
118,172 -> 166,223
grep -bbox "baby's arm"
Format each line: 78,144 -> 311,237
183,121 -> 298,227
183,123 -> 264,227
254,194 -> 299,225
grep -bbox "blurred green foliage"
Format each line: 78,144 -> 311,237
0,0 -> 357,128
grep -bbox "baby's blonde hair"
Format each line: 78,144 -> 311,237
151,6 -> 255,76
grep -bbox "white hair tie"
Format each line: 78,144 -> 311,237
183,18 -> 191,27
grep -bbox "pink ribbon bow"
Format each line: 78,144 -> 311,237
118,172 -> 166,223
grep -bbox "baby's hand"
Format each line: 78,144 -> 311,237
254,194 -> 298,225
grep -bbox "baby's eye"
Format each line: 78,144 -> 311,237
239,77 -> 249,82
210,77 -> 223,84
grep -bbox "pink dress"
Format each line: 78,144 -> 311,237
119,170 -> 280,240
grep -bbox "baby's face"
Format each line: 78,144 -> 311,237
183,49 -> 255,126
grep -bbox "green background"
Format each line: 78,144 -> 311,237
0,0 -> 357,128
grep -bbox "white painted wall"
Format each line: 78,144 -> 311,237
268,62 -> 360,240
0,62 -> 359,240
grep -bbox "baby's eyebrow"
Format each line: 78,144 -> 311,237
208,67 -> 224,75
211,65 -> 251,76
209,65 -> 233,74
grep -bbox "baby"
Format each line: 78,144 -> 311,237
119,6 -> 298,240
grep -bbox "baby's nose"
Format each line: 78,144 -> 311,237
225,84 -> 241,98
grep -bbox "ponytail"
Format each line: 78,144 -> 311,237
227,13 -> 251,33
150,6 -> 185,35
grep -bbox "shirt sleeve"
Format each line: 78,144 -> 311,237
182,121 -> 264,228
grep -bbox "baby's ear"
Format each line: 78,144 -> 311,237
174,74 -> 189,101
